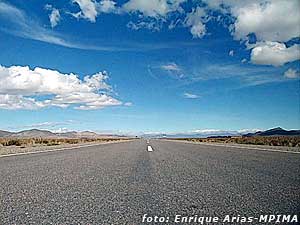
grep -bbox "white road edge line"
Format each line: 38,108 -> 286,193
166,140 -> 300,154
147,145 -> 153,152
0,140 -> 131,158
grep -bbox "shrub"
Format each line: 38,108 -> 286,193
172,136 -> 300,147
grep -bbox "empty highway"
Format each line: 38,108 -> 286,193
0,140 -> 299,224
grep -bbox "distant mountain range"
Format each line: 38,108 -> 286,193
0,130 -> 13,137
0,127 -> 299,138
142,127 -> 300,138
0,129 -> 128,138
142,131 -> 239,138
243,127 -> 300,137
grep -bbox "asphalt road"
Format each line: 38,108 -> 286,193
0,139 -> 299,224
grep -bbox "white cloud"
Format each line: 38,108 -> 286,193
122,0 -> 186,31
237,128 -> 261,133
123,0 -> 185,18
0,95 -> 45,110
161,63 -> 181,72
72,0 -> 117,21
141,128 -> 263,137
251,42 -> 300,66
123,0 -> 168,17
190,62 -> 283,87
184,7 -> 207,38
124,102 -> 133,106
229,50 -> 234,56
45,4 -> 61,28
72,0 -> 98,22
204,0 -> 300,42
183,92 -> 199,99
54,127 -> 72,133
9,120 -> 76,130
193,129 -> 222,134
98,0 -> 116,13
284,68 -> 299,79
232,0 -> 300,42
203,0 -> 300,67
0,2 -> 87,49
0,65 -> 122,110
0,2 -> 177,51
49,9 -> 60,28
127,20 -> 162,31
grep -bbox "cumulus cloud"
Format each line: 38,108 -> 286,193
250,42 -> 300,66
72,0 -> 98,22
123,0 -> 185,18
45,4 -> 61,28
97,0 -> 300,60
203,0 -> 300,42
0,65 -> 122,110
70,0 -> 186,30
203,0 -> 300,66
184,7 -> 207,38
123,0 -> 169,17
0,95 -> 45,110
284,68 -> 300,79
183,92 -> 199,99
71,0 -> 117,21
98,0 -> 116,13
232,0 -> 300,42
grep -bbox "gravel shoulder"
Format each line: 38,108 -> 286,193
0,140 -> 132,157
163,139 -> 300,153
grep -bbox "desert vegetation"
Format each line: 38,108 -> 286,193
0,137 -> 128,148
170,136 -> 300,147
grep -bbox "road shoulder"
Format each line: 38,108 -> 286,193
0,140 -> 133,158
162,139 -> 300,154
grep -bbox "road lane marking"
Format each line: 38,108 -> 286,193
0,140 -> 132,158
164,140 -> 300,154
147,145 -> 153,152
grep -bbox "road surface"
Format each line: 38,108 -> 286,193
0,140 -> 299,224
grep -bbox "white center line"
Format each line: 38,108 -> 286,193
147,145 -> 153,152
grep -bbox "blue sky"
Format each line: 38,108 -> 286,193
0,0 -> 299,134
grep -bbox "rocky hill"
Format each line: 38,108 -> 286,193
243,127 -> 300,137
